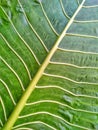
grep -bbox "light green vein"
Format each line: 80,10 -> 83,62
58,47 -> 98,55
43,73 -> 98,85
0,33 -> 31,80
66,33 -> 98,39
36,85 -> 98,99
59,0 -> 70,20
18,0 -> 49,53
0,6 -> 40,66
26,99 -> 98,114
59,1 -> 98,23
13,121 -> 56,130
14,128 -> 32,130
0,56 -> 25,91
49,61 -> 98,69
0,97 -> 7,121
0,119 -> 3,127
0,79 -> 16,105
18,112 -> 91,130
83,5 -> 98,8
40,1 -> 59,36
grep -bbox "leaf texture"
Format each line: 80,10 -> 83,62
0,0 -> 98,130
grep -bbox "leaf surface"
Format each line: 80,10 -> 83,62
0,0 -> 98,130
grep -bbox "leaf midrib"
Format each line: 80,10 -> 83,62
2,0 -> 85,129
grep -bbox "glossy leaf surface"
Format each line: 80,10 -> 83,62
0,0 -> 98,130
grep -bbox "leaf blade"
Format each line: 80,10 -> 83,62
2,1 -> 85,129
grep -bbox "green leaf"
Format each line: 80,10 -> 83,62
0,0 -> 98,129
